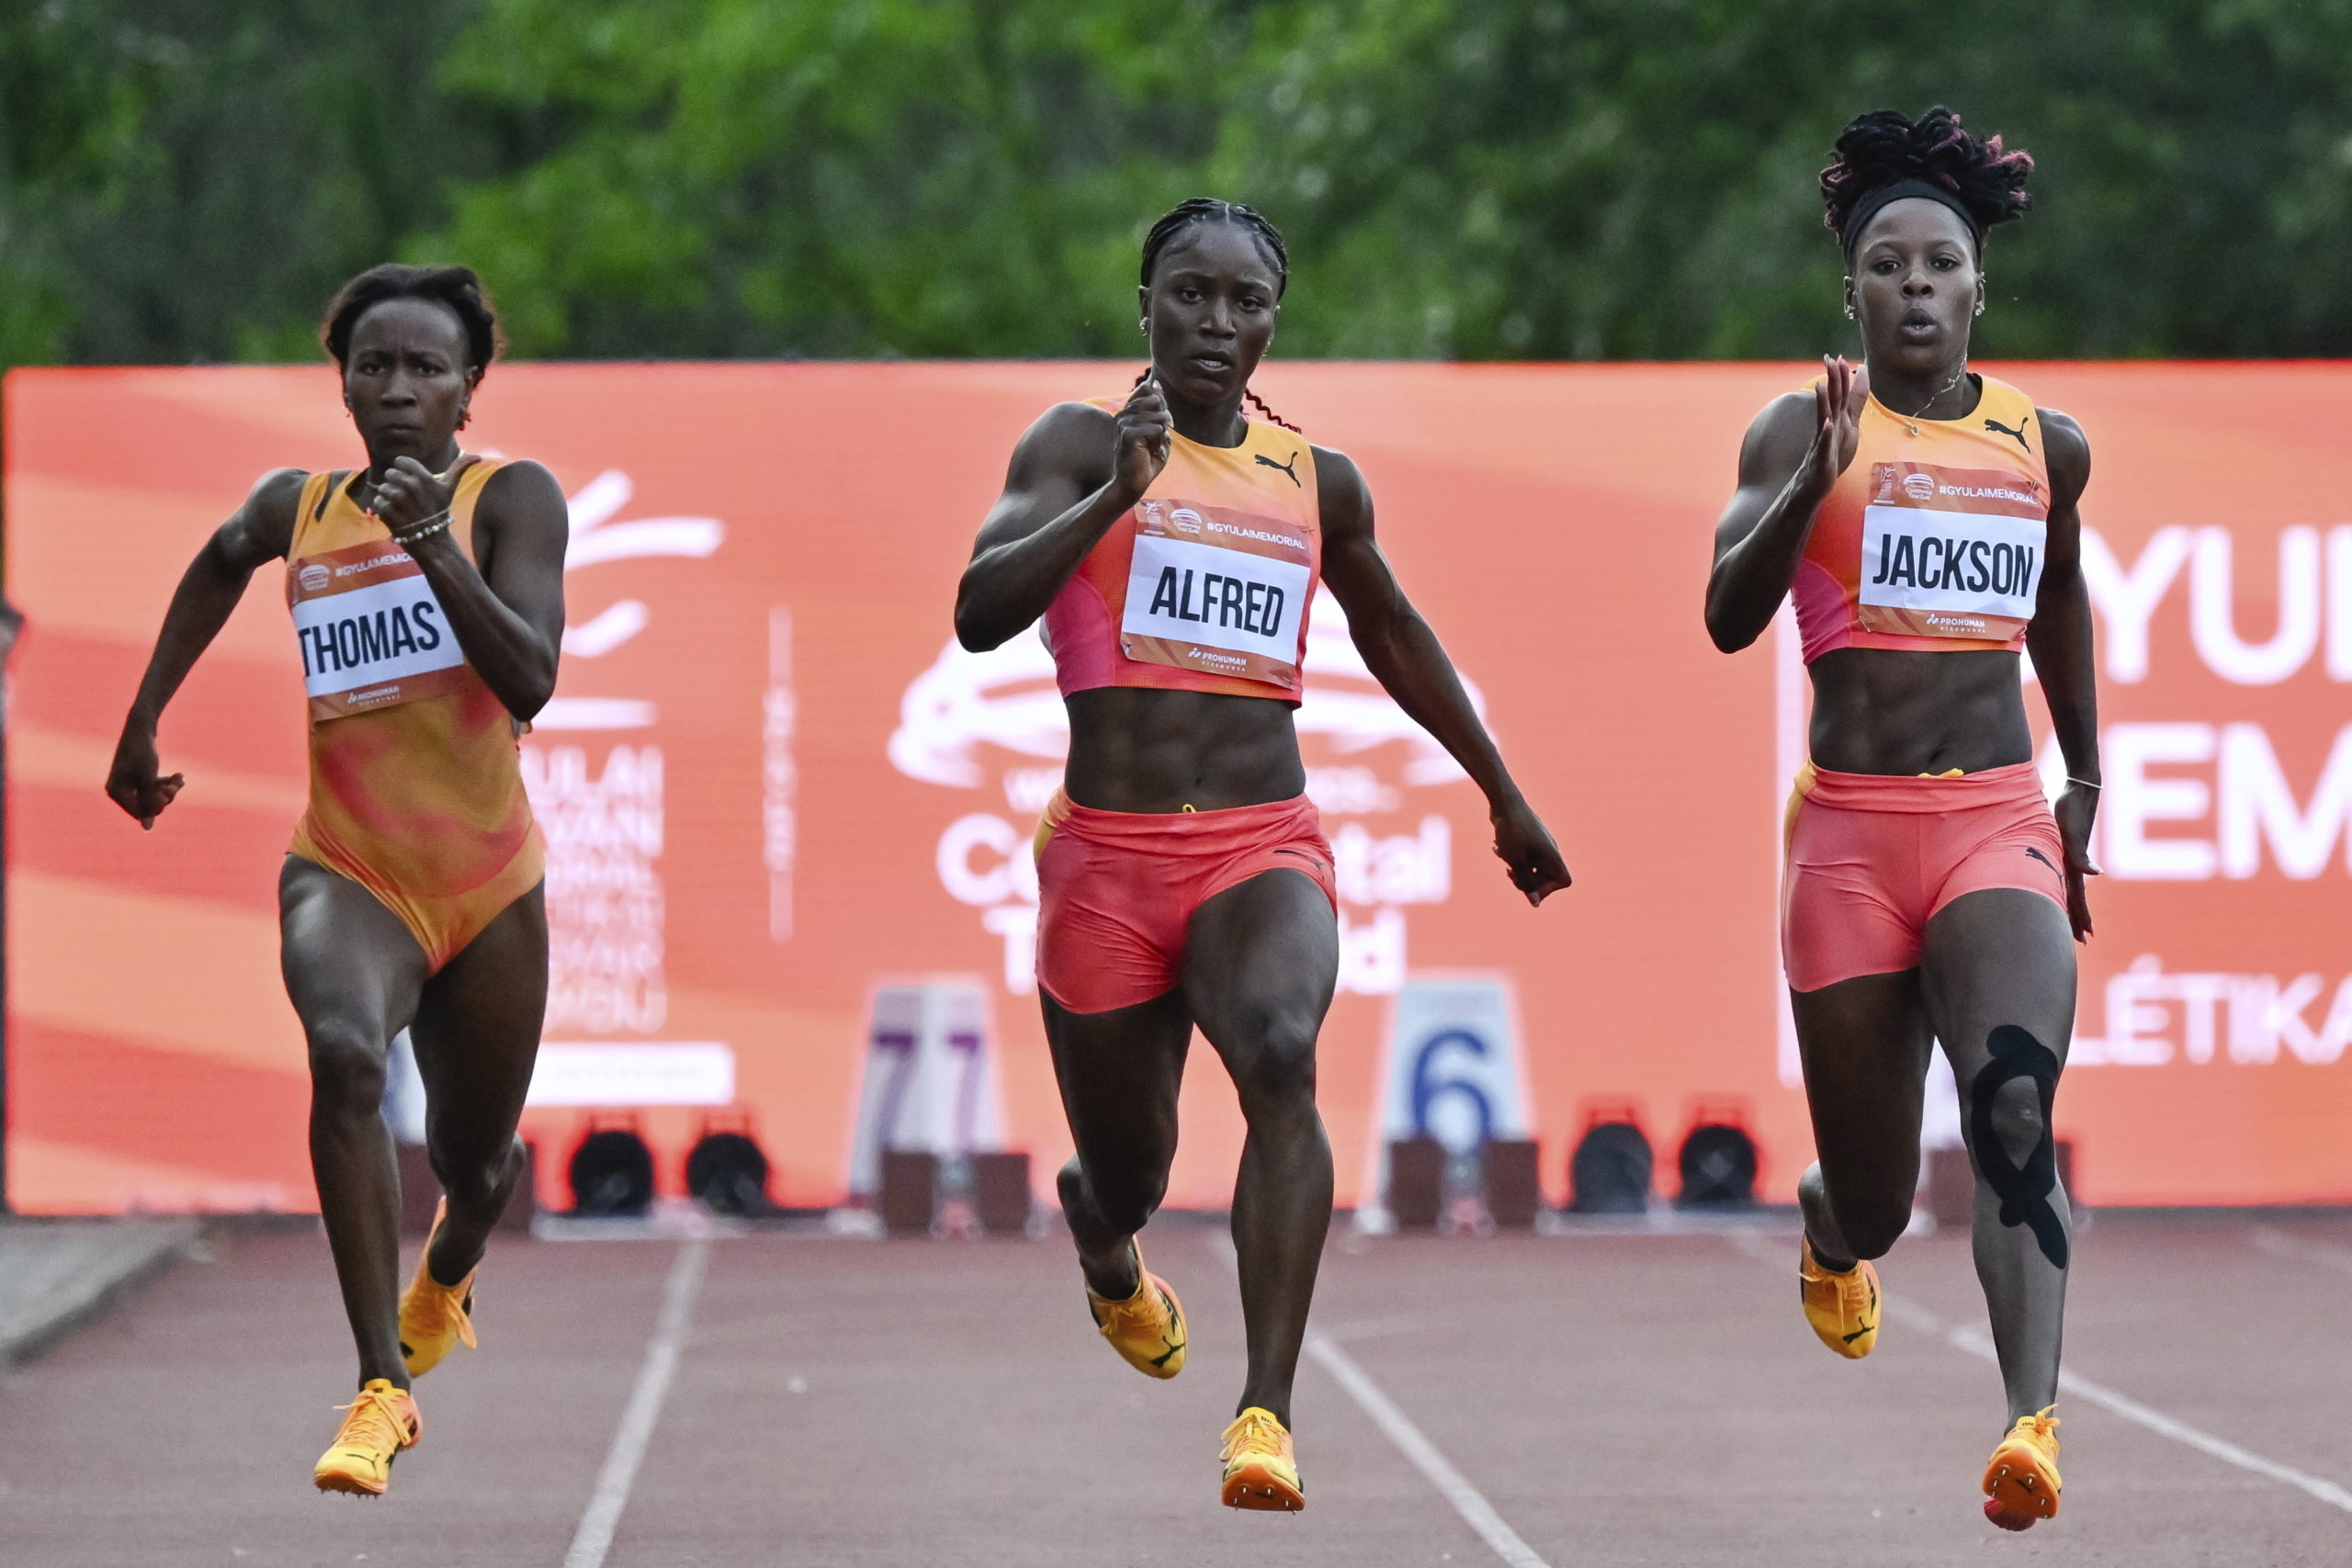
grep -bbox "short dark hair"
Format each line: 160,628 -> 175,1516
1820,107 -> 2033,254
319,264 -> 503,373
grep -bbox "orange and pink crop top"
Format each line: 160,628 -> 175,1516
1042,401 -> 1321,704
1793,373 -> 2051,664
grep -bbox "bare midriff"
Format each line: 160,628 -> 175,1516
1061,687 -> 1306,814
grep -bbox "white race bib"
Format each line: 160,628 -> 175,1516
289,539 -> 469,720
1858,463 -> 2047,642
1119,500 -> 1313,686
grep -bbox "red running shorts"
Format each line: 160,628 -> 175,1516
1781,761 -> 2066,995
1034,791 -> 1338,1014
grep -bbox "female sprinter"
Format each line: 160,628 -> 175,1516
1705,109 -> 2098,1530
106,265 -> 566,1495
956,198 -> 1569,1511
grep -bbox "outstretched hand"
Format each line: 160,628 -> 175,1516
2054,782 -> 2100,941
104,725 -> 184,830
369,454 -> 477,536
1491,796 -> 1571,907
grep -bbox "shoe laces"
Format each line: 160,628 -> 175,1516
413,1271 -> 478,1349
1219,1408 -> 1288,1463
1094,1284 -> 1161,1336
331,1384 -> 414,1454
2012,1406 -> 2060,1447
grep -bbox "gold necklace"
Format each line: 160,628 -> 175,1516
1896,362 -> 1968,437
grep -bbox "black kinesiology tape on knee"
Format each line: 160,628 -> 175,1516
1968,1025 -> 2069,1270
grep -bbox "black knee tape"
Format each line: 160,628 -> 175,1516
1968,1025 -> 2069,1270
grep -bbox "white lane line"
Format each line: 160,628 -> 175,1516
1727,1232 -> 2352,1517
1207,1232 -> 1553,1568
2251,1224 -> 2352,1280
1943,1325 -> 2352,1516
564,1238 -> 712,1568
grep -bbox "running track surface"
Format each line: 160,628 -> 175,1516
4,1215 -> 2347,1566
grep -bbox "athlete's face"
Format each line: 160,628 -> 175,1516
1138,224 -> 1282,409
343,299 -> 479,468
1845,198 -> 1984,375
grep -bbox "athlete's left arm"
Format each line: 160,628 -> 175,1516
376,456 -> 570,722
1316,446 -> 1571,906
2029,409 -> 2098,942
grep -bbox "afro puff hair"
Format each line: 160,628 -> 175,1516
1820,107 -> 2033,245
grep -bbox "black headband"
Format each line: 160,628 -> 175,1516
1841,177 -> 1983,257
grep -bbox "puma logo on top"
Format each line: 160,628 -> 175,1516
1255,451 -> 1302,487
1984,414 -> 2032,451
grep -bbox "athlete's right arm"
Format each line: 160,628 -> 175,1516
952,380 -> 1170,651
1703,356 -> 1868,653
105,468 -> 303,829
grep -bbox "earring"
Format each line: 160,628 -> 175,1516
457,406 -> 470,432
1844,304 -> 1856,320
1973,301 -> 1985,317
1138,320 -> 1148,334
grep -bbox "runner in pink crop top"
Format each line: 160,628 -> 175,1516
1041,393 -> 1320,702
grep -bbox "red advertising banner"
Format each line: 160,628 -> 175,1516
7,362 -> 2349,1213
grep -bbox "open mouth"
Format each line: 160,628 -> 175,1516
1187,355 -> 1233,375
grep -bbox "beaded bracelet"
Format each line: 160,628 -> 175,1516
391,510 -> 452,547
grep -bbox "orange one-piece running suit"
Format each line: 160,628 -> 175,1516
284,462 -> 545,972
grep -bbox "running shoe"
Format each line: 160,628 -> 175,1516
1799,1235 -> 1880,1359
1085,1240 -> 1186,1379
1982,1407 -> 2062,1530
399,1200 -> 479,1379
1219,1406 -> 1305,1511
312,1379 -> 420,1496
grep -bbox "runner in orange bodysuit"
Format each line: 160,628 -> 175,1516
957,199 -> 1570,1510
1705,109 -> 2099,1530
107,265 -> 568,1496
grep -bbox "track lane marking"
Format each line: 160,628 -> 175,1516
1728,1230 -> 2352,1516
1208,1232 -> 1554,1568
563,1238 -> 712,1568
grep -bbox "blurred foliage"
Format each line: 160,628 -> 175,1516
6,0 -> 2352,373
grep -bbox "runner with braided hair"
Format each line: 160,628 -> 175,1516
1706,107 -> 2099,1530
957,197 -> 1568,1510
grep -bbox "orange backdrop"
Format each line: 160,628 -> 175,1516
7,362 -> 2349,1213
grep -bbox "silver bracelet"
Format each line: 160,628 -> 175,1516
2066,775 -> 2102,791
391,511 -> 452,547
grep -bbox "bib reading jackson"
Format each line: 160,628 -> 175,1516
289,536 -> 469,720
1858,462 -> 2048,642
1119,499 -> 1313,687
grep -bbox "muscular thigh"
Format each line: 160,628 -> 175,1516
1921,887 -> 2076,1112
409,884 -> 548,1147
278,855 -> 429,1045
1791,969 -> 1934,1197
1182,870 -> 1338,1072
1046,988 -> 1192,1179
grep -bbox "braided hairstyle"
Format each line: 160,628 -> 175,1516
1819,107 -> 2033,254
1136,197 -> 1300,433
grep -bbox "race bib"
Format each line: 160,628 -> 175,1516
288,537 -> 470,720
1859,462 -> 2048,642
1119,499 -> 1313,686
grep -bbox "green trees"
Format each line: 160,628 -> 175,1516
6,0 -> 2351,370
